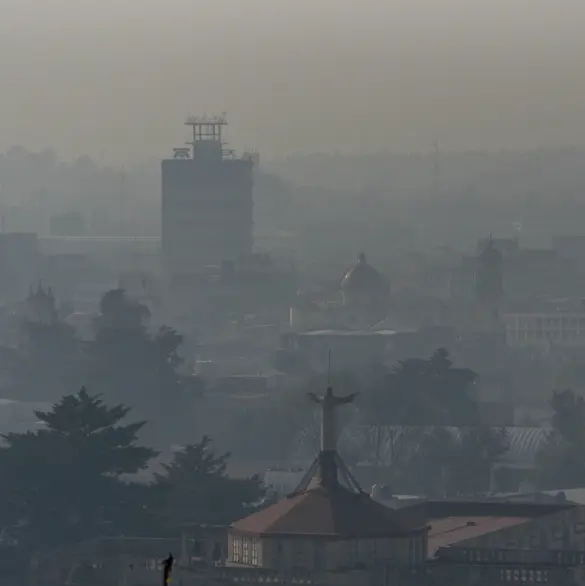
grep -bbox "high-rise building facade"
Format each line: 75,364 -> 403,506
161,116 -> 255,276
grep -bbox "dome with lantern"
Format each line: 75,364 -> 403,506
340,253 -> 389,307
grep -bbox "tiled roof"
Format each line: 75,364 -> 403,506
231,484 -> 420,538
428,516 -> 530,557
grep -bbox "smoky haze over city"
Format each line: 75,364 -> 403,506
2,0 -> 585,158
3,1 -> 585,585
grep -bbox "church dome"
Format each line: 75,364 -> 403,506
340,253 -> 388,296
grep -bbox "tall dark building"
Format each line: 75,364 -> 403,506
161,116 -> 255,276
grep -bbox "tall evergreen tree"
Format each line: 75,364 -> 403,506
537,389 -> 585,489
89,289 -> 197,444
0,388 -> 156,550
154,436 -> 264,531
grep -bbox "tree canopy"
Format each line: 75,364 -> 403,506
88,289 -> 195,444
0,388 -> 156,550
0,389 -> 264,552
363,348 -> 479,427
154,436 -> 265,531
536,389 -> 585,489
1,287 -> 200,446
359,350 -> 505,496
94,288 -> 151,332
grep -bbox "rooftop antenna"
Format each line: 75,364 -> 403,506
327,350 -> 332,388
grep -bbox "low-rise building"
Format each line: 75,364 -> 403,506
503,311 -> 585,350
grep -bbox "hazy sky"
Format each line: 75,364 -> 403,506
1,0 -> 585,163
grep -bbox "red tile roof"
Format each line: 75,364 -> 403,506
428,516 -> 530,557
232,485 -> 421,538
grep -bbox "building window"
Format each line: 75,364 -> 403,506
242,537 -> 250,564
232,535 -> 242,563
251,538 -> 258,566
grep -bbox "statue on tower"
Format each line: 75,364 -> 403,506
308,387 -> 358,453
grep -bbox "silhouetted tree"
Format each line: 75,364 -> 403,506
360,350 -> 504,495
419,348 -> 479,425
549,389 -> 585,442
0,388 -> 156,550
536,389 -> 585,489
89,289 -> 196,444
363,349 -> 479,428
447,426 -> 508,496
94,288 -> 150,332
400,427 -> 458,497
154,436 -> 264,531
